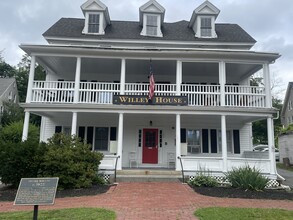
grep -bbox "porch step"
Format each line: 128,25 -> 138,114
116,169 -> 183,183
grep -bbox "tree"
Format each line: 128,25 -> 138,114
16,54 -> 46,103
15,54 -> 46,126
0,101 -> 24,127
0,51 -> 16,78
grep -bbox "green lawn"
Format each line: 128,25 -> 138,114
0,208 -> 116,220
277,163 -> 293,172
195,207 -> 293,220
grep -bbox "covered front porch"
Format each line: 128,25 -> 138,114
21,107 -> 277,179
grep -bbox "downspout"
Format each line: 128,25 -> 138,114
273,110 -> 285,181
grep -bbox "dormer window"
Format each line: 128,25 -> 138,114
81,0 -> 111,35
139,0 -> 165,38
201,17 -> 212,37
146,15 -> 158,36
88,13 -> 100,33
189,1 -> 220,39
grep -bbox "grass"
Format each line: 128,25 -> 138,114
195,207 -> 293,220
0,208 -> 116,220
277,163 -> 293,172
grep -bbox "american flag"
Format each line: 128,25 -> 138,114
148,65 -> 155,101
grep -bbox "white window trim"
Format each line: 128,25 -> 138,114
93,126 -> 110,152
83,12 -> 105,35
195,16 -> 217,38
141,13 -> 163,37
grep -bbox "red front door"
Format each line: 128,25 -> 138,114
143,129 -> 158,164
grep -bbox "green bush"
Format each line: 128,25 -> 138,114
188,167 -> 218,187
225,165 -> 269,191
189,175 -> 218,187
0,139 -> 46,187
39,133 -> 104,189
0,121 -> 39,143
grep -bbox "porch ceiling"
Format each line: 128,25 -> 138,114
22,44 -> 280,80
37,55 -> 262,81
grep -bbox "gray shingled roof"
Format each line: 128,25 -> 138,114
0,78 -> 15,97
43,18 -> 256,44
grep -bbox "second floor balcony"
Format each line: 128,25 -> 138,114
31,81 -> 266,108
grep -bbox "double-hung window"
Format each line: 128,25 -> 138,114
146,15 -> 158,36
88,14 -> 100,33
201,17 -> 212,37
187,129 -> 201,154
94,127 -> 109,151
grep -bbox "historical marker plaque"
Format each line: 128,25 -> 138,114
14,178 -> 59,206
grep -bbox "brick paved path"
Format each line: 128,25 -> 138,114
0,182 -> 292,220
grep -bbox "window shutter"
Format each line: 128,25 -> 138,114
110,127 -> 117,141
180,128 -> 186,143
233,130 -> 240,154
55,126 -> 62,133
87,127 -> 94,145
210,129 -> 217,153
202,129 -> 209,153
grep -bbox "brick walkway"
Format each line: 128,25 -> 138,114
0,182 -> 292,220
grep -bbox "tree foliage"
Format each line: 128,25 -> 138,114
0,101 -> 24,127
0,121 -> 39,143
0,52 -> 15,78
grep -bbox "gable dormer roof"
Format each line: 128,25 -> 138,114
189,0 -> 220,28
81,0 -> 110,25
139,0 -> 165,26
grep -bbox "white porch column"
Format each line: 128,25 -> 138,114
221,115 -> 228,172
176,60 -> 182,96
26,56 -> 36,103
120,59 -> 126,95
22,111 -> 30,141
267,117 -> 275,175
71,112 -> 78,136
176,114 -> 181,171
73,57 -> 81,103
263,63 -> 272,108
117,113 -> 124,170
219,61 -> 226,106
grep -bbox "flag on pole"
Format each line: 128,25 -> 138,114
148,64 -> 155,101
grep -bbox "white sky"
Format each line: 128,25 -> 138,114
0,0 -> 292,99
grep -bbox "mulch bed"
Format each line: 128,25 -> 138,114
191,186 -> 293,200
0,184 -> 111,202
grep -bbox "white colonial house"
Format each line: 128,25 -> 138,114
21,0 -> 280,183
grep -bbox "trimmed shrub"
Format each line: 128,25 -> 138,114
0,121 -> 39,143
225,165 -> 269,191
189,175 -> 218,187
188,167 -> 218,187
39,133 -> 104,189
0,139 -> 46,187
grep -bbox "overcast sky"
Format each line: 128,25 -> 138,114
0,0 -> 292,99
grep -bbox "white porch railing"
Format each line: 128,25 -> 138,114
32,81 -> 75,103
79,82 -> 120,104
225,85 -> 266,108
31,81 -> 267,108
181,84 -> 220,106
180,156 -> 272,174
125,83 -> 176,96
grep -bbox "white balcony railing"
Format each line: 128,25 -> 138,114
31,81 -> 267,108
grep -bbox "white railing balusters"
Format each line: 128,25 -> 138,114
31,81 -> 267,108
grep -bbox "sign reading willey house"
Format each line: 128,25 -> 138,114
113,95 -> 188,106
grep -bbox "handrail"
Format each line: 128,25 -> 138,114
114,155 -> 120,183
177,156 -> 185,183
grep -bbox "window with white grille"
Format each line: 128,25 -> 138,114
88,14 -> 100,33
146,15 -> 158,36
201,17 -> 212,37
